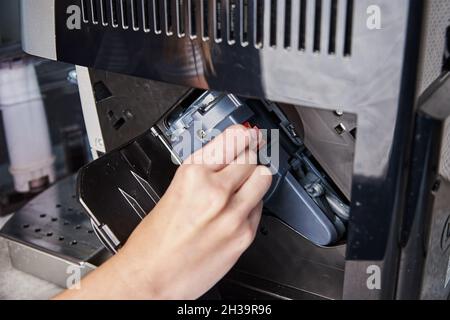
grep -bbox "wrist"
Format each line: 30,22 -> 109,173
110,247 -> 172,300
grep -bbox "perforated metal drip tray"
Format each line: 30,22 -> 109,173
0,175 -> 108,288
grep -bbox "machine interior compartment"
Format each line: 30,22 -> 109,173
78,70 -> 357,299
153,89 -> 354,247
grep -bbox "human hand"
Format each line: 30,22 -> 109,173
56,125 -> 272,300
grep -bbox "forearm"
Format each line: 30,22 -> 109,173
53,252 -> 160,300
54,126 -> 270,300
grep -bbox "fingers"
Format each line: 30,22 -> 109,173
233,202 -> 263,254
229,166 -> 273,217
185,125 -> 261,171
217,148 -> 258,193
247,201 -> 263,233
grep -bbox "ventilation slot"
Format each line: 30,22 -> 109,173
177,0 -> 185,37
119,0 -> 129,29
202,0 -> 209,39
227,0 -> 237,44
131,0 -> 139,30
154,0 -> 162,33
111,0 -> 119,27
84,0 -> 354,57
296,0 -> 353,56
142,0 -> 151,32
313,0 -> 322,52
241,0 -> 249,45
255,0 -> 264,48
81,0 -> 90,22
215,0 -> 223,42
284,0 -> 292,48
189,0 -> 197,38
328,0 -> 338,54
91,0 -> 100,24
269,0 -> 277,47
299,0 -> 307,50
344,0 -> 354,56
100,0 -> 109,25
165,0 -> 174,35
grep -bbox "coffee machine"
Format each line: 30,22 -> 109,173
18,0 -> 450,299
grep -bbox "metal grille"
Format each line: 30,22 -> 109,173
441,117 -> 450,182
79,0 -> 354,55
420,0 -> 450,94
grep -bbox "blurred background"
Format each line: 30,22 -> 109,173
0,0 -> 89,216
0,0 -> 95,300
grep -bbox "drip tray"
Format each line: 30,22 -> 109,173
0,175 -> 109,288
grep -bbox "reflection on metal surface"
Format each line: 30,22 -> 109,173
21,0 -> 56,60
237,215 -> 346,300
78,128 -> 178,251
291,105 -> 356,200
395,75 -> 450,300
6,240 -> 96,288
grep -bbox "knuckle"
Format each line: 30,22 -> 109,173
210,181 -> 227,198
180,164 -> 203,179
215,176 -> 232,192
208,183 -> 230,212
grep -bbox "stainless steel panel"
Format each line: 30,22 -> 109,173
21,0 -> 57,60
7,240 -> 95,288
0,175 -> 107,287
